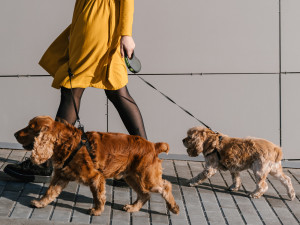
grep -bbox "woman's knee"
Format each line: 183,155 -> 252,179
105,89 -> 119,102
61,87 -> 84,102
105,86 -> 131,103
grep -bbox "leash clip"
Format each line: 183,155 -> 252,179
78,124 -> 85,133
68,68 -> 74,77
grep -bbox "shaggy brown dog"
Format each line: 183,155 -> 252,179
15,116 -> 179,216
183,127 -> 295,200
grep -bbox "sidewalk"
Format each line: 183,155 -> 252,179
0,148 -> 299,225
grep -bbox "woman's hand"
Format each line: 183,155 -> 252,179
120,36 -> 135,59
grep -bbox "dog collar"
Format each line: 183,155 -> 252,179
204,135 -> 223,160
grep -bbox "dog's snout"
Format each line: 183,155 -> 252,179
14,132 -> 19,139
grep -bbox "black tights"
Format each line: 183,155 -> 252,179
56,86 -> 147,139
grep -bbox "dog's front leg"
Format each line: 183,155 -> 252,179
189,166 -> 217,187
228,172 -> 241,191
88,172 -> 106,216
31,175 -> 69,208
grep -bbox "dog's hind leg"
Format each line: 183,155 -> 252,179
123,176 -> 150,213
228,172 -> 241,192
151,179 -> 179,214
31,175 -> 69,208
250,160 -> 270,199
88,172 -> 106,216
270,162 -> 295,200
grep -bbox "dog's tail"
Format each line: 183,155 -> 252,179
155,142 -> 169,154
274,146 -> 283,162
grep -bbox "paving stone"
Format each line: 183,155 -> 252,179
187,208 -> 208,225
30,202 -> 55,220
110,185 -> 130,225
237,170 -> 281,224
151,212 -> 168,223
0,149 -> 300,224
169,218 -> 189,225
51,207 -> 72,223
0,197 -> 16,217
132,215 -> 150,225
111,218 -> 129,225
5,181 -> 24,192
50,182 -> 79,223
72,184 -> 92,223
21,183 -> 43,198
221,208 -> 244,225
10,196 -> 35,219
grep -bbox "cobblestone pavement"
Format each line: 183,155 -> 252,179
0,149 -> 299,225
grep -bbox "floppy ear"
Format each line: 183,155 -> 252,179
31,130 -> 56,165
202,132 -> 218,156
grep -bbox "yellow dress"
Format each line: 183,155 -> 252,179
39,0 -> 134,90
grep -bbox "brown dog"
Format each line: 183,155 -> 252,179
183,126 -> 295,200
15,116 -> 179,215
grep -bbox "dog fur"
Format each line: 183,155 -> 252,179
183,126 -> 295,200
15,116 -> 179,215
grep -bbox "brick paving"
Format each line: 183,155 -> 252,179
0,148 -> 299,225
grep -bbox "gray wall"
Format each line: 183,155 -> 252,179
0,0 -> 300,159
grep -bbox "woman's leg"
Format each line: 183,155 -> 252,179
105,86 -> 147,139
56,87 -> 85,124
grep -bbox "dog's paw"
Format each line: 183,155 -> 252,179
188,178 -> 203,187
168,203 -> 180,215
188,182 -> 197,187
31,200 -> 45,208
88,208 -> 102,216
249,192 -> 262,199
123,204 -> 140,213
228,184 -> 240,192
289,190 -> 296,201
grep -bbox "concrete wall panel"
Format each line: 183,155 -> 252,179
108,75 -> 280,155
281,0 -> 300,72
0,0 -> 75,75
0,77 -> 107,143
134,0 -> 279,74
282,74 -> 300,159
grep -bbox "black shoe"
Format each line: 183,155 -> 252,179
4,158 -> 53,183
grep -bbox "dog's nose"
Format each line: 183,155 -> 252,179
14,132 -> 18,138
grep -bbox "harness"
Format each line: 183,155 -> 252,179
62,132 -> 95,168
204,135 -> 227,169
61,69 -> 95,169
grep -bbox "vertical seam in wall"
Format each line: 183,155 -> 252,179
279,0 -> 282,147
106,97 -> 109,132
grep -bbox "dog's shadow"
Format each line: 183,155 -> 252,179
162,174 -> 287,201
0,168 -> 288,216
0,156 -> 166,216
0,178 -> 166,216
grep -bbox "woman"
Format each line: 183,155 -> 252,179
4,0 -> 147,182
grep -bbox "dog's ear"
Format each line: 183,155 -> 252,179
202,131 -> 218,156
31,130 -> 56,165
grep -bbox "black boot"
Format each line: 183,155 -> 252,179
4,158 -> 52,183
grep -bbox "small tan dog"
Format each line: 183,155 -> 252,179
183,127 -> 295,200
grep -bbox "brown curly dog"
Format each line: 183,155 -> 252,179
15,116 -> 179,216
183,126 -> 295,200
